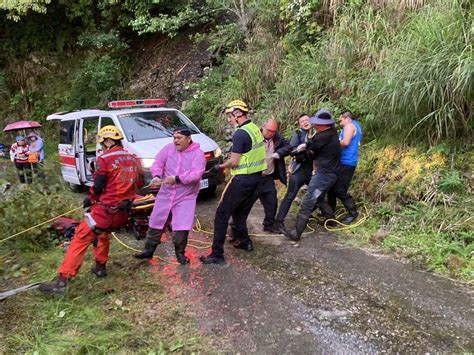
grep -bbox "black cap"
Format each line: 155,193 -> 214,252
173,126 -> 192,136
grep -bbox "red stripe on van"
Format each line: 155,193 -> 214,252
59,155 -> 76,166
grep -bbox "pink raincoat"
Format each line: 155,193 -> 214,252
148,142 -> 206,230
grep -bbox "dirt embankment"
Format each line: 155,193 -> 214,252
128,34 -> 215,108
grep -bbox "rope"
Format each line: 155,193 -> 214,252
323,205 -> 370,232
111,232 -> 181,265
0,207 -> 82,244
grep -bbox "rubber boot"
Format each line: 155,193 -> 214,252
174,232 -> 189,265
318,199 -> 335,220
341,198 -> 358,224
273,220 -> 285,233
134,228 -> 163,259
283,215 -> 309,241
91,262 -> 107,278
38,275 -> 69,295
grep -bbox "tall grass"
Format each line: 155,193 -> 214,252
366,0 -> 472,143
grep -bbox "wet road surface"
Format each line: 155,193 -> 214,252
128,188 -> 474,353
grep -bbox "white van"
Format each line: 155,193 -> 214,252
47,99 -> 224,193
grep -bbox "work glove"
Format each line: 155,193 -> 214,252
117,200 -> 133,212
296,143 -> 307,152
83,197 -> 92,209
271,153 -> 280,159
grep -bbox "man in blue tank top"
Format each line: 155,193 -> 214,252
325,111 -> 362,224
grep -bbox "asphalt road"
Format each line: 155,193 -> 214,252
127,187 -> 474,353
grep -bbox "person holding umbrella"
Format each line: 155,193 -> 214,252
9,135 -> 32,184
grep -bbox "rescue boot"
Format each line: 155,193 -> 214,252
341,198 -> 358,224
38,275 -> 69,295
91,262 -> 107,278
134,228 -> 163,259
174,232 -> 190,265
283,215 -> 309,241
273,220 -> 285,234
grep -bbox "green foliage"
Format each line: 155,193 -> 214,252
130,4 -> 205,37
0,184 -> 80,252
0,0 -> 50,20
381,201 -> 473,278
185,31 -> 285,135
0,70 -> 8,98
68,55 -> 124,109
343,143 -> 473,279
366,0 -> 473,143
1,243 -> 216,353
279,0 -> 323,49
438,170 -> 466,194
77,30 -> 128,53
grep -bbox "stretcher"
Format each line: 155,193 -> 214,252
50,194 -> 158,242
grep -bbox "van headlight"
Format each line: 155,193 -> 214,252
141,158 -> 155,169
214,147 -> 222,158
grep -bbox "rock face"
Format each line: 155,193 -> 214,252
128,34 -> 215,108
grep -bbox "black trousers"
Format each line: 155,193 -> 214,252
15,162 -> 32,184
275,166 -> 312,223
326,164 -> 356,212
211,176 -> 262,257
258,175 -> 278,227
31,161 -> 46,179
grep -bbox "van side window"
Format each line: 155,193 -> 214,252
83,117 -> 99,153
100,117 -> 115,128
59,121 -> 75,144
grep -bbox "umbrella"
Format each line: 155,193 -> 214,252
3,120 -> 42,132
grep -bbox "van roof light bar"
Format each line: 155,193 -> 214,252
108,99 -> 167,108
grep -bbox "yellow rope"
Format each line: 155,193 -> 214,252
324,206 -> 370,232
0,207 -> 82,244
111,232 -> 180,265
192,217 -> 316,238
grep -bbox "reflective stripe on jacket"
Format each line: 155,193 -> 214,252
231,122 -> 267,175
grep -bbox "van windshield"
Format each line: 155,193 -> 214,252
117,110 -> 199,142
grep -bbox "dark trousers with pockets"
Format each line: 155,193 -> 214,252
211,176 -> 262,257
298,171 -> 338,221
326,164 -> 356,212
276,166 -> 312,223
258,175 -> 278,227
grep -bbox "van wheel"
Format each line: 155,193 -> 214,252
68,182 -> 84,193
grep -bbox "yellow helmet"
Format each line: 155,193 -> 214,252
97,125 -> 123,143
224,100 -> 249,114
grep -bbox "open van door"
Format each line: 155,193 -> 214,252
57,119 -> 83,191
78,116 -> 100,185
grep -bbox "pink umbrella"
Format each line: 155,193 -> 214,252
3,120 -> 42,132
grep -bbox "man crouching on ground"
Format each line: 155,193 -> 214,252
134,127 -> 206,264
39,125 -> 144,295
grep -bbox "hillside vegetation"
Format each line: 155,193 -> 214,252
0,0 -> 472,279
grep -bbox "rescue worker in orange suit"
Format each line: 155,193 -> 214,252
39,126 -> 144,295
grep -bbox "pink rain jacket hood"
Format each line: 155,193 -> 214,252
148,141 -> 206,230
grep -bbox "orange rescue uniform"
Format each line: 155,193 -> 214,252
58,146 -> 143,278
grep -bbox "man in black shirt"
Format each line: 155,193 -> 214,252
200,100 -> 267,264
283,109 -> 340,241
274,114 -> 315,230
